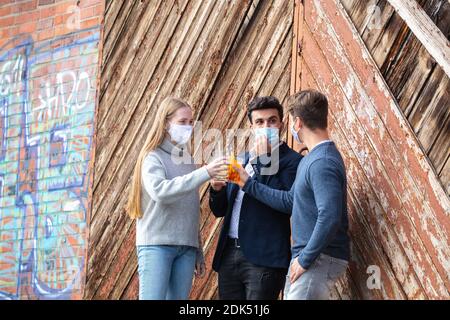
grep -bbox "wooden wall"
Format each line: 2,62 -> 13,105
341,0 -> 450,196
85,0 -> 449,300
292,0 -> 449,299
84,0 -> 294,299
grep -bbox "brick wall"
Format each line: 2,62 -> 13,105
0,0 -> 104,299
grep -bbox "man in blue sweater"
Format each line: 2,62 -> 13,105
231,90 -> 350,300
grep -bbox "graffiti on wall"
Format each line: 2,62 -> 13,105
0,27 -> 99,299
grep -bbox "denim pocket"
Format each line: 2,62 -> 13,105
327,259 -> 348,282
331,256 -> 349,267
260,271 -> 272,282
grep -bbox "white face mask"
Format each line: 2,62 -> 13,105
168,123 -> 193,145
290,122 -> 302,144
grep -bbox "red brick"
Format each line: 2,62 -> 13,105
0,0 -> 14,7
54,13 -> 70,26
36,28 -> 54,41
93,3 -> 104,16
79,0 -> 102,9
55,1 -> 78,15
5,26 -> 20,38
79,16 -> 100,29
80,6 -> 94,20
0,16 -> 14,28
39,5 -> 56,19
0,27 -> 10,40
38,0 -> 55,6
0,5 -> 13,17
14,11 -> 40,25
18,21 -> 37,34
12,0 -> 38,14
37,17 -> 54,30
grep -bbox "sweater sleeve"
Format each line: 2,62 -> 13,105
241,177 -> 294,214
252,156 -> 301,191
142,153 -> 211,205
297,159 -> 344,269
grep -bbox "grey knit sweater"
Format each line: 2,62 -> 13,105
136,138 -> 210,259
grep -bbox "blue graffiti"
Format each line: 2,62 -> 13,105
0,27 -> 100,300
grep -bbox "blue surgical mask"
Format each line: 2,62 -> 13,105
168,124 -> 193,145
290,122 -> 302,144
254,127 -> 279,146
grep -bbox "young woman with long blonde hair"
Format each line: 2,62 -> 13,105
127,97 -> 227,300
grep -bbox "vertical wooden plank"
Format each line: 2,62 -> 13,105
290,0 -> 300,95
288,0 -> 307,152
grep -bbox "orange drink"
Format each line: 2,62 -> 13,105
227,155 -> 242,183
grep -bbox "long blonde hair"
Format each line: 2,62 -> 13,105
126,97 -> 192,219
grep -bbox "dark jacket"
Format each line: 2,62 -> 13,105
209,142 -> 302,271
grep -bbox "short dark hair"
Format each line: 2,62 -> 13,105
247,96 -> 283,123
287,90 -> 328,129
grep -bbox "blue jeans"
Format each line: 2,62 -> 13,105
137,245 -> 197,300
283,253 -> 348,300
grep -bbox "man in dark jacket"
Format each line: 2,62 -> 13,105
209,96 -> 302,300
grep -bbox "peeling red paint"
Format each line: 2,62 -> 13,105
291,0 -> 450,299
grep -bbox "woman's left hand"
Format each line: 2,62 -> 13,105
195,261 -> 206,278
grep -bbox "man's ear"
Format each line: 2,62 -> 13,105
248,116 -> 254,128
296,117 -> 303,131
292,116 -> 299,131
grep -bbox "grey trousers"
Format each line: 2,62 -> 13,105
283,253 -> 348,300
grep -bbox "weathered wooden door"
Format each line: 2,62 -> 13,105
290,0 -> 449,299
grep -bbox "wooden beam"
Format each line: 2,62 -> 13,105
386,0 -> 450,78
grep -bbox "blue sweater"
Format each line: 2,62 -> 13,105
242,141 -> 350,269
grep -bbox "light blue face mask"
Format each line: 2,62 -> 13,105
254,127 -> 280,146
290,122 -> 302,144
